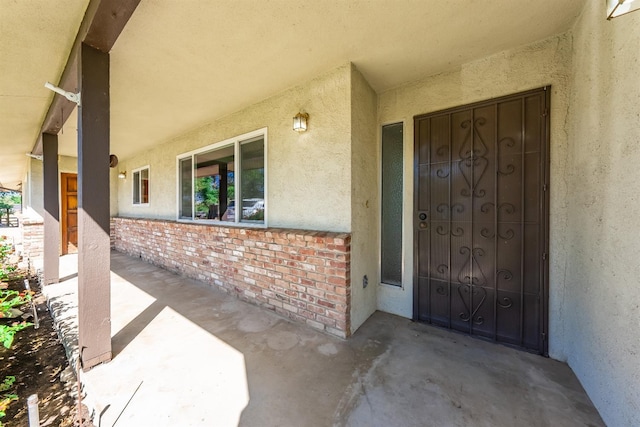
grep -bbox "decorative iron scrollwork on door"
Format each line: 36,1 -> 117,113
456,246 -> 489,325
415,88 -> 549,354
459,118 -> 489,198
458,285 -> 487,325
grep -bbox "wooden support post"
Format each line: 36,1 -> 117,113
220,163 -> 228,219
42,133 -> 60,285
77,42 -> 112,370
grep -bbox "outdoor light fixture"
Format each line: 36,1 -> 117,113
607,0 -> 640,19
118,171 -> 126,179
44,82 -> 81,106
293,112 -> 309,132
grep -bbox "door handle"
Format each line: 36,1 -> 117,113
419,212 -> 427,221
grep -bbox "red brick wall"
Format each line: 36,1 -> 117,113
22,218 -> 44,269
112,217 -> 351,337
110,218 -> 116,250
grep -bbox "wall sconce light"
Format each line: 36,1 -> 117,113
607,0 -> 640,19
293,112 -> 309,132
118,171 -> 126,179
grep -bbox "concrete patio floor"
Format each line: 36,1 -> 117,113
43,251 -> 604,427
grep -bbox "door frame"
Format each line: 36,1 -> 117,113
60,172 -> 78,255
412,87 -> 550,355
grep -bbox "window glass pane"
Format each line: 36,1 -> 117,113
194,145 -> 235,222
133,171 -> 140,204
141,168 -> 149,204
240,137 -> 265,223
179,158 -> 193,219
381,123 -> 403,286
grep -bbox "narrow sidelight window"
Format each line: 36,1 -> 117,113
132,166 -> 150,205
381,123 -> 403,286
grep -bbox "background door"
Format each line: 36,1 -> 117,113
413,88 -> 549,354
61,173 -> 78,255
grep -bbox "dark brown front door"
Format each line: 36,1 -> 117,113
61,173 -> 78,255
413,88 -> 549,354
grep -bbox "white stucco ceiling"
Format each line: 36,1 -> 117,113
2,0 -> 587,190
0,0 -> 89,189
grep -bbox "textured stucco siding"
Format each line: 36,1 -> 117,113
58,154 -> 77,174
25,157 -> 44,219
376,35 -> 573,354
562,3 -> 640,426
24,154 -> 80,220
116,66 -> 352,233
349,65 -> 379,332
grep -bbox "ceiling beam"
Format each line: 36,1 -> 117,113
32,0 -> 140,155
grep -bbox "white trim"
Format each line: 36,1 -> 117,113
175,127 -> 268,226
131,165 -> 150,207
263,129 -> 269,228
131,164 -> 150,173
377,117 -> 414,319
178,127 -> 266,158
176,219 -> 266,229
234,137 -> 241,223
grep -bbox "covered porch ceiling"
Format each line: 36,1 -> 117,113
1,0 -> 586,190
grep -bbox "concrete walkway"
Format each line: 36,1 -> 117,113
45,251 -> 604,427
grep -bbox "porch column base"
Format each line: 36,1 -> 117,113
82,351 -> 112,371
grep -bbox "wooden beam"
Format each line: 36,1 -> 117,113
42,133 -> 60,285
77,42 -> 112,370
32,0 -> 140,154
84,0 -> 140,52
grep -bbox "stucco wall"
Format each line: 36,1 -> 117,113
376,35 -> 572,357
116,66 -> 352,232
562,3 -> 640,426
25,158 -> 44,219
23,155 -> 80,220
58,155 -> 76,174
349,65 -> 379,332
109,168 -> 118,217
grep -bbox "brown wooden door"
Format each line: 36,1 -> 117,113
413,88 -> 549,354
61,173 -> 78,255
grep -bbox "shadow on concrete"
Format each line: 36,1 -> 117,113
58,272 -> 78,282
47,251 -> 605,427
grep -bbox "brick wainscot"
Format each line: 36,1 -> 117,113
22,218 -> 44,270
111,217 -> 352,337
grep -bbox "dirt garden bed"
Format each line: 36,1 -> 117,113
1,235 -> 92,426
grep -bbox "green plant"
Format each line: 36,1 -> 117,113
0,289 -> 34,348
0,239 -> 16,281
0,321 -> 32,349
0,376 -> 17,425
1,290 -> 31,318
0,201 -> 13,228
0,192 -> 20,227
245,209 -> 264,221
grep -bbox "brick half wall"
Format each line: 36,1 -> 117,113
112,217 -> 351,337
22,218 -> 44,272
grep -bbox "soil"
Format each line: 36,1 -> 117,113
1,273 -> 93,427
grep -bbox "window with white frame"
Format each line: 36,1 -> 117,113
178,130 -> 266,225
132,166 -> 150,205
